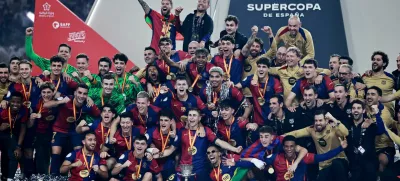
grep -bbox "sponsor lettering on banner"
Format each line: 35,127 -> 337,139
68,31 -> 86,43
39,2 -> 55,18
53,21 -> 71,29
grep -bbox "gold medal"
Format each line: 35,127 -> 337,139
166,75 -> 172,80
188,87 -> 194,92
132,173 -> 142,180
45,115 -> 55,121
23,101 -> 31,108
228,139 -> 237,147
170,73 -> 176,80
284,171 -> 294,180
66,116 -> 76,123
268,166 -> 274,174
37,113 -> 42,119
257,97 -> 265,106
79,170 -> 89,178
222,174 -> 231,181
180,115 -> 188,122
197,82 -> 203,89
188,146 -> 197,155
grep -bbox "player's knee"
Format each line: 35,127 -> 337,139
106,158 -> 116,170
379,153 -> 389,165
51,146 -> 62,154
143,172 -> 153,181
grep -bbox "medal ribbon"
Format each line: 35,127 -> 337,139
153,84 -> 161,98
115,73 -> 127,93
54,77 -> 61,93
101,123 -> 110,143
138,114 -> 147,126
257,76 -> 269,99
160,128 -> 171,152
212,92 -> 218,104
188,128 -> 200,151
21,81 -> 32,101
213,164 -> 221,181
73,100 -> 83,120
161,20 -> 170,37
285,158 -> 295,180
82,149 -> 94,172
223,56 -> 233,77
190,75 -> 200,89
136,159 -> 143,179
100,90 -> 105,106
38,99 -> 43,114
124,136 -> 132,150
8,108 -> 17,136
225,117 -> 234,141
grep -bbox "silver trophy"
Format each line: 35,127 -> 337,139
178,164 -> 195,181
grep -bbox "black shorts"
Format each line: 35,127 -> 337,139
376,147 -> 396,163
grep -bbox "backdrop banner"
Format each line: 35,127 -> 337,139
32,0 -> 135,75
228,0 -> 348,68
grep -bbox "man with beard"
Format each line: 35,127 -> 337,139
60,132 -> 108,180
113,53 -> 143,106
270,46 -> 287,67
329,54 -> 340,82
325,84 -> 354,129
266,16 -> 314,65
44,84 -> 101,175
25,27 -> 77,75
266,95 -> 303,135
28,82 -> 57,175
161,108 -> 243,180
176,0 -> 213,52
212,15 -> 248,59
8,57 -> 20,82
365,86 -> 396,173
335,64 -> 366,99
39,56 -> 79,96
199,67 -> 252,127
98,57 -> 112,78
146,110 -> 178,180
236,58 -> 283,132
285,59 -> 335,108
262,135 -> 347,181
135,47 -> 159,80
155,76 -> 210,129
285,110 -> 349,181
0,63 -> 10,101
345,100 -> 385,181
362,51 -> 395,117
144,64 -> 175,100
87,74 -> 125,122
138,0 -> 180,54
111,135 -> 162,181
71,54 -> 101,87
210,35 -> 243,84
0,92 -> 28,181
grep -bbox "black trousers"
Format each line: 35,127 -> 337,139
381,160 -> 400,181
349,158 -> 378,181
317,158 -> 348,181
34,133 -> 52,174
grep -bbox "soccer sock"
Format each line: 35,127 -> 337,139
50,154 -> 61,176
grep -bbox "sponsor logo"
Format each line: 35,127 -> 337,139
39,2 -> 55,18
68,31 -> 86,43
53,21 -> 70,29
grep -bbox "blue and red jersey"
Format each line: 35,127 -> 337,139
31,98 -> 57,134
0,107 -> 29,137
209,161 -> 254,181
291,75 -> 334,99
241,74 -> 283,125
117,150 -> 161,181
87,120 -> 110,153
186,62 -> 215,94
199,86 -> 244,111
154,51 -> 191,75
145,127 -> 178,171
210,55 -> 243,84
241,136 -> 284,159
5,77 -> 41,107
216,117 -> 247,149
64,149 -> 106,181
126,104 -> 161,131
107,128 -> 143,157
40,74 -> 78,96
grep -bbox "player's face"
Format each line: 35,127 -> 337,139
276,47 -> 287,64
269,98 -> 282,115
225,21 -> 238,35
256,64 -> 269,79
372,54 -> 384,72
159,41 -> 172,54
338,67 -> 351,83
83,134 -> 96,151
102,79 -> 115,95
397,55 -> 400,70
259,132 -> 273,147
74,87 -> 88,104
41,88 -> 54,102
58,46 -> 71,60
288,19 -> 300,36
114,59 -> 126,76
334,86 -> 347,104
314,114 -> 327,132
218,41 -> 223,55
207,146 -> 221,165
188,42 -> 200,56
136,97 -> 150,114
351,103 -> 364,121
303,89 -> 317,108
159,116 -> 171,132
329,57 -> 339,72
220,107 -> 234,121
101,107 -> 114,124
286,51 -> 299,67
9,96 -> 22,112
120,118 -> 133,133
98,61 -> 110,75
283,141 -> 296,158
197,0 -> 209,11
76,58 -> 88,74
249,42 -> 261,57
209,72 -> 222,88
147,66 -> 159,82
134,140 -> 147,155
339,59 -> 349,65
51,62 -> 63,76
188,110 -> 201,128
366,89 -> 380,106
0,68 -> 9,83
144,50 -> 156,64
195,53 -> 207,68
221,40 -> 234,57
19,64 -> 31,79
9,60 -> 20,74
303,63 -> 316,79
175,79 -> 188,96
161,0 -> 172,16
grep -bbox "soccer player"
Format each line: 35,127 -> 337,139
143,64 -> 175,100
112,135 -> 162,181
126,91 -> 161,131
262,135 -> 347,181
157,38 -> 192,77
336,64 -> 366,99
8,57 -> 20,82
329,54 -> 341,82
325,84 -> 354,129
113,53 -> 144,106
44,84 -> 101,175
0,63 -> 10,101
60,132 -> 108,180
266,15 -> 314,65
285,110 -> 349,181
25,27 -> 77,75
71,53 -> 101,87
98,57 -> 112,78
285,59 -> 335,108
210,35 -> 243,84
0,92 -> 28,180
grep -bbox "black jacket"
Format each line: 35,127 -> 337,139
178,11 -> 213,52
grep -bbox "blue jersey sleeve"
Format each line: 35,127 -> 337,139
65,151 -> 77,163
291,79 -> 302,96
314,146 -> 343,163
241,75 -> 252,88
235,160 -> 254,168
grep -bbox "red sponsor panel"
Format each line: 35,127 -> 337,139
32,0 -> 135,75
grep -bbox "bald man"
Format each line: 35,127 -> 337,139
265,16 -> 314,65
188,41 -> 200,57
270,46 -> 287,67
